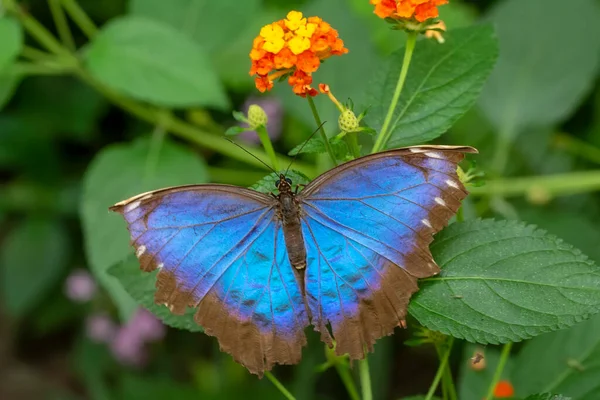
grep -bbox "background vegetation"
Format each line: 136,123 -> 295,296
1,0 -> 600,399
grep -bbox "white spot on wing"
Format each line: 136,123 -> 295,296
435,197 -> 446,207
125,200 -> 141,212
409,148 -> 425,153
421,219 -> 432,228
445,179 -> 459,189
136,245 -> 146,257
157,263 -> 164,270
425,152 -> 442,159
140,193 -> 153,201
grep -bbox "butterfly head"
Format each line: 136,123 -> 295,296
275,174 -> 293,193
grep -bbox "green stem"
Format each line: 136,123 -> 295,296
334,362 -> 360,400
346,132 -> 361,159
48,0 -> 75,51
424,337 -> 454,400
3,0 -> 70,56
265,371 -> 296,400
372,31 -> 417,153
359,357 -> 373,400
491,123 -> 517,175
9,61 -> 71,76
60,0 -> 98,38
21,45 -> 58,62
256,126 -> 281,171
307,96 -> 338,166
484,342 -> 513,400
554,133 -> 600,165
468,170 -> 600,198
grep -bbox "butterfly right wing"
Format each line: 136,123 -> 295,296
110,185 -> 309,376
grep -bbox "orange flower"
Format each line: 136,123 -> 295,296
493,380 -> 515,398
370,0 -> 448,22
249,11 -> 348,97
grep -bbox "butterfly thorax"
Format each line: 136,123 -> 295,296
276,177 -> 307,270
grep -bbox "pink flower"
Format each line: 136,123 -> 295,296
85,314 -> 117,343
110,324 -> 148,367
64,269 -> 97,302
129,308 -> 166,342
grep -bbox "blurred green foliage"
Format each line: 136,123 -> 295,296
1,0 -> 600,399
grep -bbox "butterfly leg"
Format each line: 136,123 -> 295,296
294,184 -> 306,194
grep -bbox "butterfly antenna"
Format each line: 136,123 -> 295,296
224,137 -> 278,175
284,121 -> 327,176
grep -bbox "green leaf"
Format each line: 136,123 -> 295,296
0,16 -> 22,70
288,137 -> 349,160
128,0 -> 259,53
409,219 -> 600,344
250,170 -> 311,195
479,0 -> 600,131
0,218 -> 69,317
108,256 -> 201,332
83,16 -> 229,109
365,24 -> 498,148
0,73 -> 20,110
511,314 -> 600,399
80,138 -> 207,319
224,126 -> 246,136
522,395 -> 572,400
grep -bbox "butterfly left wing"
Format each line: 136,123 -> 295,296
298,146 -> 477,358
110,185 -> 309,376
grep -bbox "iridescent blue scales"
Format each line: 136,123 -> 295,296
110,145 -> 477,376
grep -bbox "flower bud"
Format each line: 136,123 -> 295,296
247,104 -> 268,129
338,109 -> 359,132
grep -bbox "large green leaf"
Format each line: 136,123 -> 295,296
365,24 -> 498,148
80,138 -> 207,319
409,219 -> 600,344
128,0 -> 259,53
511,314 -> 600,399
479,0 -> 600,131
108,256 -> 201,331
0,218 -> 69,317
83,16 -> 229,109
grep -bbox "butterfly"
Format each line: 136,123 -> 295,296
110,145 -> 477,376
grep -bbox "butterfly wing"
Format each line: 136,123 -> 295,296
110,185 -> 309,376
298,146 -> 477,358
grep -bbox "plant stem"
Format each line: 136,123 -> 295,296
207,167 -> 265,185
256,126 -> 281,171
48,0 -> 75,51
3,0 -> 70,56
307,96 -> 338,166
334,362 -> 360,400
265,371 -> 296,400
468,170 -> 600,198
145,117 -> 168,181
60,0 -> 98,38
484,342 -> 513,400
10,61 -> 70,76
346,132 -> 361,159
554,133 -> 600,165
359,357 -> 373,400
372,31 -> 417,153
425,337 -> 454,400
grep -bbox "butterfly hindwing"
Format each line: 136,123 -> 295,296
299,146 -> 476,358
110,185 -> 309,376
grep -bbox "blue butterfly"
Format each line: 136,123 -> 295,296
110,145 -> 476,376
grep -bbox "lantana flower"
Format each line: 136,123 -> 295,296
370,0 -> 448,22
249,11 -> 348,97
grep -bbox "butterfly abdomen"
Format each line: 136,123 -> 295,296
279,191 -> 307,270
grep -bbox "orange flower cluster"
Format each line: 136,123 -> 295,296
370,0 -> 447,22
249,11 -> 348,97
